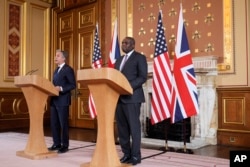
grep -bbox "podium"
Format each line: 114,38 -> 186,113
77,68 -> 133,167
14,75 -> 59,159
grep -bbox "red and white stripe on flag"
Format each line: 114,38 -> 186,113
88,94 -> 97,119
151,10 -> 172,125
88,23 -> 103,119
171,4 -> 199,123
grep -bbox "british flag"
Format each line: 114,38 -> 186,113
171,5 -> 199,123
108,18 -> 121,68
151,10 -> 172,125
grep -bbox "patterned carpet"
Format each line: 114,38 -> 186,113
0,132 -> 229,167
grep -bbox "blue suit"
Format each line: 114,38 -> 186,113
50,64 -> 76,147
115,51 -> 147,160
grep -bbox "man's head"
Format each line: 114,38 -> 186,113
55,49 -> 68,65
121,37 -> 135,54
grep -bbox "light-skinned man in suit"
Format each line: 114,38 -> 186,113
48,49 -> 76,153
115,37 -> 148,165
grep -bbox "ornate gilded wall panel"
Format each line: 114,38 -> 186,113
0,89 -> 51,130
78,30 -> 93,69
58,12 -> 73,34
78,6 -> 96,29
223,98 -> 244,124
61,0 -> 96,9
77,88 -> 91,118
221,95 -> 249,131
58,34 -> 74,67
4,1 -> 23,81
218,87 -> 250,132
0,93 -> 28,118
217,88 -> 250,147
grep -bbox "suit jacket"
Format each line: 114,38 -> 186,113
51,64 -> 76,106
115,51 -> 148,103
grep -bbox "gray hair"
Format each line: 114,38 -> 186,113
56,49 -> 68,59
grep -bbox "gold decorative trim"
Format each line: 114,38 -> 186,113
111,0 -> 118,30
39,0 -> 55,4
218,129 -> 250,133
127,0 -> 133,36
219,0 -> 234,73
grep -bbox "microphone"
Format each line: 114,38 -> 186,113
25,69 -> 39,75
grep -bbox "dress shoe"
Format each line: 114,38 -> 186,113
58,146 -> 68,154
120,155 -> 131,163
48,144 -> 61,151
129,156 -> 141,166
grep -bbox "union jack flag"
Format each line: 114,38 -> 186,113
108,18 -> 121,68
151,10 -> 172,125
88,23 -> 102,119
171,5 -> 199,123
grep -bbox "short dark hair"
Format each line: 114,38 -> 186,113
126,37 -> 135,45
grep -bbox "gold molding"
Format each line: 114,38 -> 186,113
111,0 -> 117,25
127,0 -> 133,36
39,0 -> 55,4
112,0 -> 133,38
218,0 -> 234,73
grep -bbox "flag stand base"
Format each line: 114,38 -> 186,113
159,146 -> 175,152
176,148 -> 193,154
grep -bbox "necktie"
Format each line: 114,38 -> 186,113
56,67 -> 60,73
120,55 -> 128,71
53,67 -> 60,81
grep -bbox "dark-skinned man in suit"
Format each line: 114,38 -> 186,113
115,37 -> 148,165
48,49 -> 76,153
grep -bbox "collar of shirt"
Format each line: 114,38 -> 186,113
57,63 -> 65,72
125,50 -> 134,59
58,63 -> 65,68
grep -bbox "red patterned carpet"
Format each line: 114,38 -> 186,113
0,132 -> 229,167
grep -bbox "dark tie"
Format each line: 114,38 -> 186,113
120,55 -> 128,71
53,67 -> 60,82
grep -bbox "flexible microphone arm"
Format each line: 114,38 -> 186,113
25,69 -> 39,75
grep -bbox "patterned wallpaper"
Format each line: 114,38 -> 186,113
8,4 -> 21,77
133,0 -> 224,63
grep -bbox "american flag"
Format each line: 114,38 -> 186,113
108,18 -> 121,68
88,24 -> 103,119
92,24 -> 102,69
171,5 -> 199,123
151,10 -> 172,125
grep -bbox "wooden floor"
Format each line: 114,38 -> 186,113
12,126 -> 250,160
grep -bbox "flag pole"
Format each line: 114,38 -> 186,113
183,119 -> 187,153
176,118 -> 193,154
159,119 -> 175,152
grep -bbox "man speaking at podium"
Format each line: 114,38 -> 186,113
115,37 -> 148,165
49,49 -> 76,154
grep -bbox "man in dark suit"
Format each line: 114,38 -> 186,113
115,37 -> 148,165
48,49 -> 76,153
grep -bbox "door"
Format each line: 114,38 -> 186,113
56,2 -> 99,129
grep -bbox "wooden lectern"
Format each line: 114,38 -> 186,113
77,68 -> 133,167
14,75 -> 59,159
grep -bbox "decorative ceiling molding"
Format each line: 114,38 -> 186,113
39,0 -> 55,4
